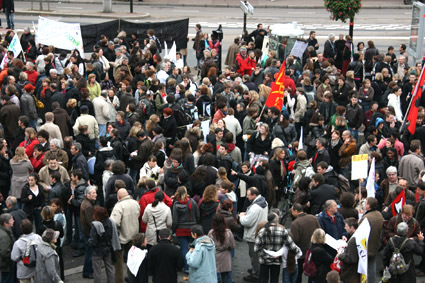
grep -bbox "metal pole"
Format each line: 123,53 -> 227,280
39,0 -> 43,11
243,12 -> 246,33
130,0 -> 133,13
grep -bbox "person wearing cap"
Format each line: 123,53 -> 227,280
35,228 -> 63,283
20,83 -> 38,129
383,222 -> 424,279
148,228 -> 184,283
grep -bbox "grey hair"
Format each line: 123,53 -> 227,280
120,45 -> 127,51
328,33 -> 335,40
234,77 -> 242,83
101,90 -> 108,97
386,166 -> 397,175
0,213 -> 12,226
115,48 -> 122,53
72,142 -> 82,152
50,138 -> 61,148
19,72 -> 28,81
85,185 -> 97,196
108,41 -> 114,46
5,196 -> 17,207
397,222 -> 408,236
26,62 -> 35,68
104,159 -> 114,170
324,199 -> 336,210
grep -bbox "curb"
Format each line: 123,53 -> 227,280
14,0 -> 412,10
15,9 -> 150,19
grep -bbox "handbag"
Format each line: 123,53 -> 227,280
33,95 -> 44,109
152,215 -> 160,242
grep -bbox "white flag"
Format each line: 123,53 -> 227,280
353,218 -> 371,282
169,41 -> 177,64
164,41 -> 168,57
1,34 -> 23,69
298,126 -> 303,150
366,157 -> 375,198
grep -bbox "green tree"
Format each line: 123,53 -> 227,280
324,0 -> 362,39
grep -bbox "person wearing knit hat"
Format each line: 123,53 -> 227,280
23,83 -> 35,93
35,228 -> 63,283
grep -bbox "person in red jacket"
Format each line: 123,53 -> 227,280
283,69 -> 296,95
19,127 -> 40,158
29,144 -> 45,172
24,62 -> 38,85
139,179 -> 173,232
235,47 -> 247,75
243,50 -> 257,76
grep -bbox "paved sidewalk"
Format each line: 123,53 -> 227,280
17,0 -> 413,9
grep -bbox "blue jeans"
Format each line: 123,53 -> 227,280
349,127 -> 359,141
75,215 -> 85,253
218,271 -> 232,283
178,236 -> 192,272
282,266 -> 298,283
29,119 -> 37,130
4,8 -> 13,29
83,235 -> 93,276
129,168 -> 138,184
98,124 -> 106,137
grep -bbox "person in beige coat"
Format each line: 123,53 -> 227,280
92,90 -> 110,137
72,106 -> 99,140
110,189 -> 140,283
142,191 -> 172,247
39,112 -> 63,148
38,157 -> 70,191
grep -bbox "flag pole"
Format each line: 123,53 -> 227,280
399,64 -> 425,133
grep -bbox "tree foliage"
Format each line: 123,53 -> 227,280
324,0 -> 362,22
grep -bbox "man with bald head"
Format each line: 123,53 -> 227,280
110,189 -> 140,283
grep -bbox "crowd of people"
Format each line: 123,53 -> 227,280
0,19 -> 424,283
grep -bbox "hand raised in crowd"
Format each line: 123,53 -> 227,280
419,231 -> 424,241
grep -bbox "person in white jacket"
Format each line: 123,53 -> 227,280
142,191 -> 172,247
387,86 -> 403,122
93,90 -> 111,137
223,108 -> 242,143
238,187 -> 268,281
11,219 -> 43,282
139,156 -> 163,186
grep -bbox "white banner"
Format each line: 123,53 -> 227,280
290,40 -> 308,59
353,218 -> 371,282
351,154 -> 368,180
366,157 -> 375,198
37,16 -> 84,53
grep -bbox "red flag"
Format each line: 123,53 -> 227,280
407,66 -> 425,134
391,189 -> 406,216
265,64 -> 285,111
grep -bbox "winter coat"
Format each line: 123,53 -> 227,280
88,218 -> 114,256
289,213 -> 320,256
0,154 -> 11,190
34,241 -> 61,283
20,184 -> 45,220
0,101 -> 20,138
19,138 -> 40,158
338,236 -> 361,283
164,165 -> 186,197
142,201 -> 172,245
38,165 -> 70,191
20,93 -> 38,120
104,174 -> 135,210
80,197 -> 95,238
147,239 -> 184,283
0,225 -> 14,272
216,208 -> 240,234
338,138 -> 357,170
186,235 -> 217,283
310,243 -> 334,283
52,108 -> 71,138
199,200 -> 219,235
319,101 -> 337,125
172,197 -> 200,236
72,114 -> 99,140
359,210 -> 384,256
11,233 -> 42,279
110,195 -> 140,244
92,96 -> 110,125
399,153 -> 425,188
69,179 -> 87,216
208,228 -> 235,272
309,184 -> 338,216
240,195 -> 268,242
383,236 -> 424,283
247,132 -> 273,155
71,152 -> 89,181
318,210 -> 348,240
272,123 -> 296,146
346,102 -> 363,129
294,94 -> 307,123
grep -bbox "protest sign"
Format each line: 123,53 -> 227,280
351,154 -> 368,180
1,34 -> 23,69
290,40 -> 308,58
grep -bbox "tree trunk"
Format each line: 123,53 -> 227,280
349,17 -> 354,40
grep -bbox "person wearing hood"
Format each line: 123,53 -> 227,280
94,137 -> 116,202
292,150 -> 313,190
199,185 -> 220,235
139,155 -> 163,186
172,186 -> 200,274
316,161 -> 339,190
186,224 -> 217,283
35,228 -> 63,283
238,187 -> 268,282
142,190 -> 172,247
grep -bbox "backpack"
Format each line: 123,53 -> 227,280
300,163 -> 315,179
152,35 -> 162,53
21,238 -> 37,268
388,237 -> 410,275
337,174 -> 350,193
139,98 -> 155,118
183,104 -> 196,124
303,249 -> 317,277
172,104 -> 189,126
121,139 -> 130,163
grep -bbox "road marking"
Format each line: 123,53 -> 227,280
173,9 -> 199,13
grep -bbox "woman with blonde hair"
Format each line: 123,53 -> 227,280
18,127 -> 40,159
66,98 -> 79,125
308,228 -> 334,283
216,167 -> 230,187
193,141 -> 205,167
258,84 -> 271,101
199,185 -> 219,234
146,114 -> 160,137
87,73 -> 101,101
10,147 -> 34,201
171,186 -> 199,273
248,90 -> 262,110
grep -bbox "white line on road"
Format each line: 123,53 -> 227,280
173,9 -> 199,13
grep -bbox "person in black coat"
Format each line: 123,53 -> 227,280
311,138 -> 330,171
115,111 -> 131,140
5,196 -> 27,239
21,173 -> 45,229
308,173 -> 338,216
104,161 -> 135,211
161,107 -> 178,149
164,157 -> 187,197
318,92 -> 337,126
323,34 -> 336,60
0,141 -> 11,198
148,228 -> 184,283
309,228 -> 334,283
